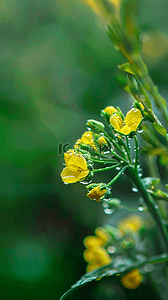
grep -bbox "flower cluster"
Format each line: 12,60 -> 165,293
83,215 -> 144,289
83,227 -> 112,273
121,269 -> 143,289
60,105 -> 143,189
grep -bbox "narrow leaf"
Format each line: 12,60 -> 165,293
59,254 -> 168,300
152,123 -> 167,139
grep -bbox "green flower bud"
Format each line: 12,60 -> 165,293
86,119 -> 105,134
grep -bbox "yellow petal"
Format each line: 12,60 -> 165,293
110,113 -> 123,131
76,169 -> 90,181
83,249 -> 98,263
121,269 -> 142,289
98,136 -> 107,146
95,227 -> 110,244
60,167 -> 80,183
86,263 -> 101,273
118,125 -> 132,135
125,108 -> 142,131
68,152 -> 88,170
87,186 -> 107,202
104,106 -> 117,116
84,236 -> 104,248
64,149 -> 75,165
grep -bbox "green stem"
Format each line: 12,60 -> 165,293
105,130 -> 127,159
126,166 -> 168,252
120,203 -> 147,212
107,166 -> 128,187
91,158 -> 116,164
125,137 -> 132,164
93,164 -> 121,173
133,135 -> 139,169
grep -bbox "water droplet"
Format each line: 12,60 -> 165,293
132,187 -> 138,193
135,254 -> 146,262
155,205 -> 159,209
137,129 -> 143,133
116,167 -> 121,170
138,205 -> 144,212
108,246 -> 116,254
139,197 -> 144,203
103,203 -> 109,208
104,208 -> 114,214
144,263 -> 154,272
138,168 -> 143,177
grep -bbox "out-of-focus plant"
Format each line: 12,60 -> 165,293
59,0 -> 168,299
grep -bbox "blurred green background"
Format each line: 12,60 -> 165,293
1,0 -> 168,299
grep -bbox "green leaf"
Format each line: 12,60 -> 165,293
59,253 -> 168,300
152,123 -> 168,139
166,184 -> 168,191
118,62 -> 136,75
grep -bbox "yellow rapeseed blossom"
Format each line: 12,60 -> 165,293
121,269 -> 143,289
110,108 -> 142,135
103,106 -> 117,116
98,136 -> 107,146
87,185 -> 107,202
61,149 -> 89,184
74,131 -> 97,150
95,227 -> 111,245
84,235 -> 105,248
118,215 -> 143,233
85,247 -> 112,273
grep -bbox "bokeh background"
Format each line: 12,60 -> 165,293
1,0 -> 168,299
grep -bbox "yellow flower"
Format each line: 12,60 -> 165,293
87,185 -> 107,202
74,131 -> 97,150
98,136 -> 107,146
84,235 -> 105,248
121,269 -> 143,289
118,215 -> 143,233
110,108 -> 142,135
84,247 -> 112,272
61,149 -> 89,184
95,227 -> 111,245
103,106 -> 117,116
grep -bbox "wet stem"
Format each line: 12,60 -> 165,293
126,166 -> 168,253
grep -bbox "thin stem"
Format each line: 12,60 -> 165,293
91,158 -> 116,164
107,166 -> 128,187
126,166 -> 168,252
93,164 -> 121,173
120,203 -> 147,212
133,135 -> 139,169
105,130 -> 127,159
111,151 -> 129,165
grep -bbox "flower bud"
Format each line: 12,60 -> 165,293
86,119 -> 105,133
